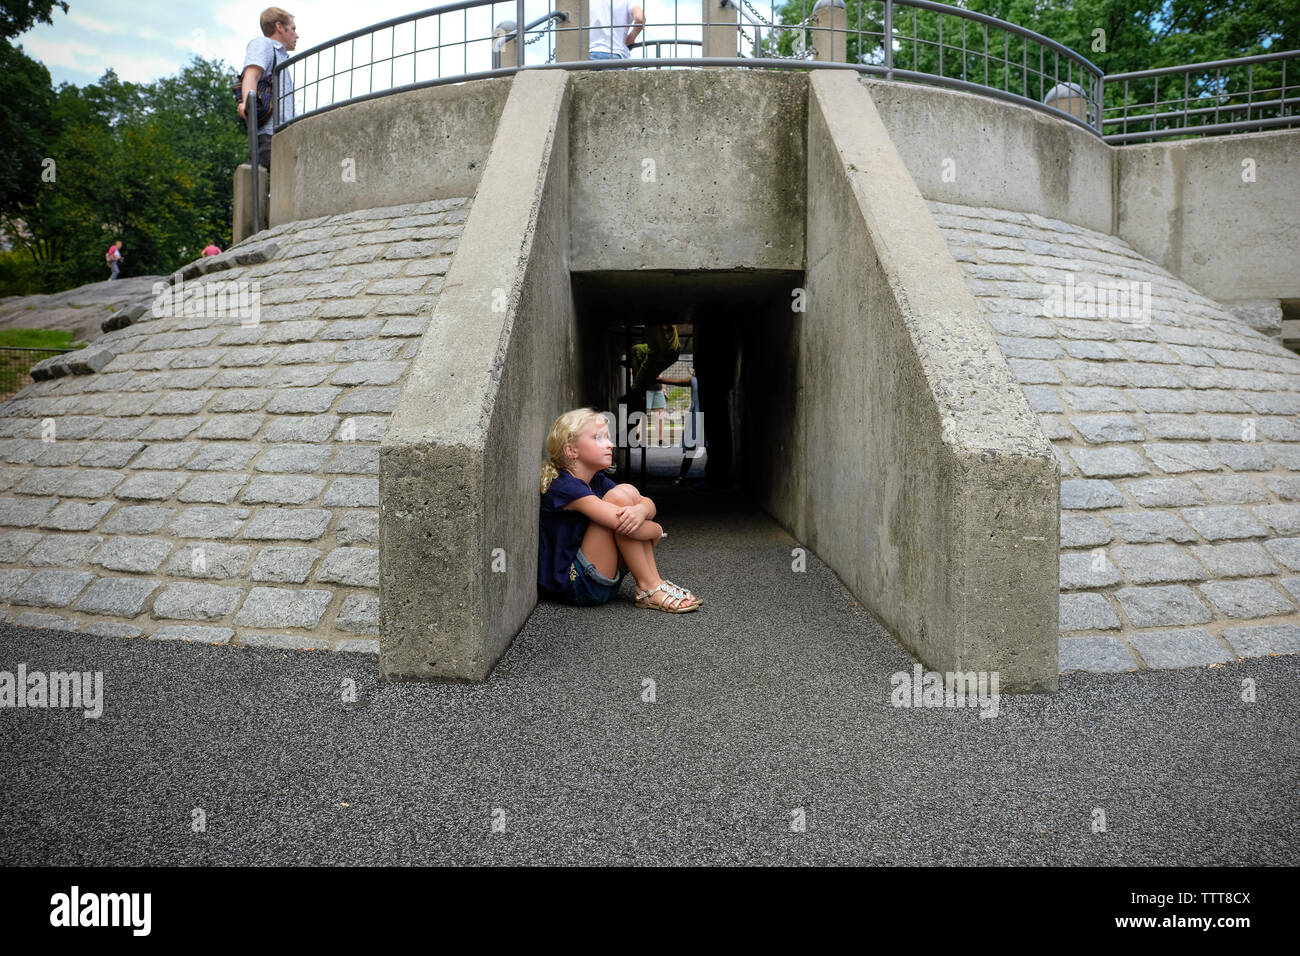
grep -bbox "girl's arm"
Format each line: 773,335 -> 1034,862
565,495 -> 661,539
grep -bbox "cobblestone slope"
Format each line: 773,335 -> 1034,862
0,197 -> 469,651
930,199 -> 1300,674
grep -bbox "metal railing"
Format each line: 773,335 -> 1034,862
1103,50 -> 1299,144
245,91 -> 262,234
265,2 -> 1297,144
271,0 -> 1105,133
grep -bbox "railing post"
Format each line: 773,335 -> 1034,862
516,0 -> 526,67
883,0 -> 893,78
492,20 -> 519,70
554,1 -> 587,63
1044,80 -> 1088,121
246,91 -> 262,236
704,0 -> 739,66
811,0 -> 847,64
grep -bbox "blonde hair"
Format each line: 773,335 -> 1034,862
260,7 -> 293,37
540,407 -> 604,495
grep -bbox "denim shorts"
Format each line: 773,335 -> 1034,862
589,51 -> 624,60
646,389 -> 667,409
566,548 -> 628,606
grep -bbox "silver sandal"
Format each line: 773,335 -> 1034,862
634,580 -> 701,613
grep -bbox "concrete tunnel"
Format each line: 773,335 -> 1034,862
569,270 -> 804,494
377,68 -> 1059,693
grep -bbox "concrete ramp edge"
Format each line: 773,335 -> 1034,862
806,71 -> 1060,692
380,69 -> 574,680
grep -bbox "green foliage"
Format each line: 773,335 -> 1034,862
0,325 -> 78,399
0,53 -> 247,296
0,327 -> 79,348
768,0 -> 1296,70
0,41 -> 57,215
0,0 -> 68,41
0,248 -> 43,295
766,0 -> 1296,131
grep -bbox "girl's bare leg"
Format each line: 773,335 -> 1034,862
587,484 -> 697,608
580,484 -> 652,579
614,534 -> 696,609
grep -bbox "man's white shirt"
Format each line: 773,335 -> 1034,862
241,36 -> 296,135
589,0 -> 638,58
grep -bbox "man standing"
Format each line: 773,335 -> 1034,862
589,0 -> 643,59
238,8 -> 298,172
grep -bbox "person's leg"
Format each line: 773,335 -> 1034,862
598,483 -> 698,608
579,482 -> 644,578
257,133 -> 271,173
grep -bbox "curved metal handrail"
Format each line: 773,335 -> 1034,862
271,0 -> 1106,133
267,0 -> 1293,145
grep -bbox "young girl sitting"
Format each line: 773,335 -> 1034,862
537,407 -> 702,612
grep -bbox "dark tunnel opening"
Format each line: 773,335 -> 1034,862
570,269 -> 804,515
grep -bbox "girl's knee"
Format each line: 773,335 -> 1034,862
606,483 -> 640,504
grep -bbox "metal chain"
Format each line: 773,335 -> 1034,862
522,15 -> 563,62
738,0 -> 822,59
741,0 -> 821,31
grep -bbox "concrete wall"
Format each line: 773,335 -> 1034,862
380,69 -> 577,680
782,72 -> 1060,692
1115,129 -> 1300,306
370,67 -> 1104,688
269,77 -> 514,226
862,77 -> 1114,234
567,70 -> 806,272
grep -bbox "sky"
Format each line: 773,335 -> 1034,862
11,0 -> 721,90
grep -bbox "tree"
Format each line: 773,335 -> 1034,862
768,0 -> 1296,72
1,55 -> 248,293
768,0 -> 1296,130
0,41 -> 57,219
0,0 -> 69,40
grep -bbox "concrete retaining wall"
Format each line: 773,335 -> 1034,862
783,71 -> 1060,692
567,69 -> 806,272
380,70 -> 577,680
1116,130 -> 1300,306
861,77 -> 1114,234
269,78 -> 514,226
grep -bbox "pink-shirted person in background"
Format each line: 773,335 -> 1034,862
202,244 -> 222,257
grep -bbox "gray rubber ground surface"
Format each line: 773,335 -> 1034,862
1,458 -> 1297,865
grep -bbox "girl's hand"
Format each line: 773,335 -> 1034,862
615,501 -> 647,536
